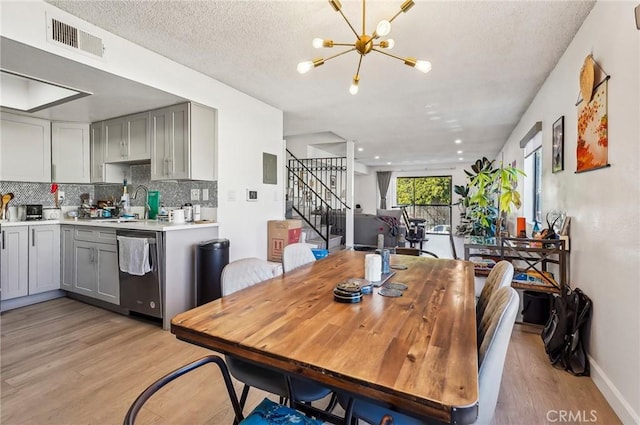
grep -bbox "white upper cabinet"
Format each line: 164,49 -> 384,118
104,112 -> 150,163
150,102 -> 216,181
0,112 -> 52,182
52,122 -> 90,183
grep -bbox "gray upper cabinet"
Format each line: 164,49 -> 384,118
104,112 -> 150,163
90,122 -> 130,184
150,102 -> 216,181
0,112 -> 51,183
52,122 -> 90,183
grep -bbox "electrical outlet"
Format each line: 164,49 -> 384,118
202,188 -> 209,201
190,188 -> 200,201
57,191 -> 65,204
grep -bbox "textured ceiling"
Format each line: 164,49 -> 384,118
45,0 -> 595,168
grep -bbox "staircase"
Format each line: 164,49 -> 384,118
286,150 -> 349,251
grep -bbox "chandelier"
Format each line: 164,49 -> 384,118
297,0 -> 431,95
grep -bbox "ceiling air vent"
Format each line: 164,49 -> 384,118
48,17 -> 104,58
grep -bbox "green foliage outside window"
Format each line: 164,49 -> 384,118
397,176 -> 451,206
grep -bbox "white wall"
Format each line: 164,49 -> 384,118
1,1 -> 285,262
499,2 -> 639,423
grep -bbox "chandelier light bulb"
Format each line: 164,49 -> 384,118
297,61 -> 314,74
376,20 -> 391,36
415,60 -> 432,73
312,38 -> 324,48
349,76 -> 360,95
386,39 -> 395,49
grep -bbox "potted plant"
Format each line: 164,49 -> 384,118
455,157 -> 524,237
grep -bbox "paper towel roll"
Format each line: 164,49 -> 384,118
365,254 -> 382,282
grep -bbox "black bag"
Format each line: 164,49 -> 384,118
541,287 -> 592,376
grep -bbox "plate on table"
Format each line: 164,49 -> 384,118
383,282 -> 408,291
378,288 -> 403,298
390,264 -> 408,270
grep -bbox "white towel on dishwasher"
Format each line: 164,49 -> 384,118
117,236 -> 151,276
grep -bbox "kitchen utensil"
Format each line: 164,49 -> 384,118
2,193 -> 15,220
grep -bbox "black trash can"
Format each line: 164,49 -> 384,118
522,290 -> 551,325
196,239 -> 230,306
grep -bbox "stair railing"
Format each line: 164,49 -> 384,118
286,150 -> 350,248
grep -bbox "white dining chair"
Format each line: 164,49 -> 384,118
476,260 -> 514,320
282,243 -> 317,273
338,286 -> 519,425
221,257 -> 334,414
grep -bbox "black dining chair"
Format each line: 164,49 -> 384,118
123,355 -> 325,425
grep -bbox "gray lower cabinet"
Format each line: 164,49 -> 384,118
1,225 -> 59,301
29,225 -> 61,295
67,227 -> 120,305
1,227 -> 29,300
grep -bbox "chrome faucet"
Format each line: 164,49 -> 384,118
133,185 -> 150,220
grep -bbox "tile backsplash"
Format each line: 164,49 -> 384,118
1,165 -> 217,209
0,181 -> 94,208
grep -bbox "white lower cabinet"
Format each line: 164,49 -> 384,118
1,225 -> 60,301
69,227 -> 119,305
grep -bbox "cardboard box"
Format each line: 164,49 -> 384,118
268,219 -> 302,262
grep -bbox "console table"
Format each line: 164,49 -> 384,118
464,236 -> 568,294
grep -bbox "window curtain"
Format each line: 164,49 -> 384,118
377,171 -> 392,209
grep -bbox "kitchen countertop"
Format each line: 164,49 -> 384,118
0,218 -> 219,232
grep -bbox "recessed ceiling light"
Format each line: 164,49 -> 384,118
374,155 -> 380,160
445,119 -> 458,124
430,116 -> 441,121
426,110 -> 438,115
455,139 -> 462,144
457,150 -> 463,154
459,157 -> 464,161
357,147 -> 364,152
386,162 -> 391,165
0,69 -> 91,113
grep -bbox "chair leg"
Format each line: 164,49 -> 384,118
324,393 -> 338,412
239,384 -> 250,410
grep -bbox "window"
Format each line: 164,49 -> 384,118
396,176 -> 452,230
523,131 -> 542,224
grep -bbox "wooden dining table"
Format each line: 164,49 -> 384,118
171,250 -> 478,424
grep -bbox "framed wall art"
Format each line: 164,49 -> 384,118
552,116 -> 564,173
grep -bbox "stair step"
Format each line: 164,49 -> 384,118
307,234 -> 342,250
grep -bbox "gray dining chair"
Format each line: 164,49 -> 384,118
221,257 -> 335,414
476,260 -> 514,320
282,243 -> 317,273
338,286 -> 519,425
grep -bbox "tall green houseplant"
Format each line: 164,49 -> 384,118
455,157 -> 525,237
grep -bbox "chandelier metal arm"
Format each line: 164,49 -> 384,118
388,0 -> 415,24
325,47 -> 357,63
338,10 -> 359,38
372,48 -> 404,62
355,55 -> 364,79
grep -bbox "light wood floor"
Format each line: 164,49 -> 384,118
1,298 -> 620,425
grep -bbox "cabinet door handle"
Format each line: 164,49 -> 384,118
167,158 -> 172,176
90,247 -> 94,263
32,229 -> 35,247
1,231 -> 4,250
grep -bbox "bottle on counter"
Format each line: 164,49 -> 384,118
121,179 -> 130,215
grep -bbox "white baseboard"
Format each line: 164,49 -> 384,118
588,354 -> 640,425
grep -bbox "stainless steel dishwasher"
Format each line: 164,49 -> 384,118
116,229 -> 163,319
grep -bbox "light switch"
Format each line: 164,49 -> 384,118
202,188 -> 209,201
191,188 -> 200,200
